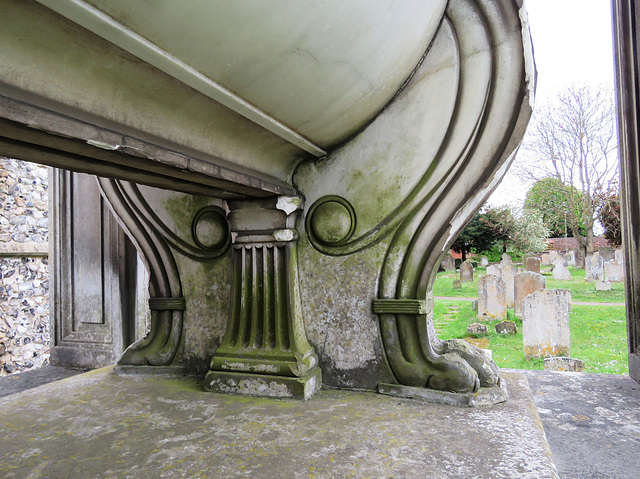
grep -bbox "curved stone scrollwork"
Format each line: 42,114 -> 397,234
97,179 -> 230,366
377,0 -> 533,395
300,0 -> 533,399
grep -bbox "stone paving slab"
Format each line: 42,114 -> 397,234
519,370 -> 640,479
0,365 -> 87,397
0,367 -> 558,478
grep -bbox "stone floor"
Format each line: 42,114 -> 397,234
1,367 -> 638,478
0,368 -> 558,478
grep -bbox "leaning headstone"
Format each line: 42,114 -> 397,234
615,249 -> 624,262
596,280 -> 612,291
495,320 -> 517,334
525,257 -> 541,274
452,279 -> 462,290
460,260 -> 474,283
522,289 -> 571,359
486,264 -> 502,278
544,357 -> 585,372
477,275 -> 507,320
442,253 -> 455,271
585,255 -> 604,282
514,271 -> 546,316
541,253 -> 550,266
502,263 -> 515,308
501,253 -> 512,267
599,246 -> 614,262
548,250 -> 558,262
467,323 -> 488,335
564,251 -> 576,267
604,260 -> 624,283
480,256 -> 489,267
552,259 -> 571,280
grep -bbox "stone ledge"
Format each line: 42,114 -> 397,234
378,377 -> 509,407
0,241 -> 49,257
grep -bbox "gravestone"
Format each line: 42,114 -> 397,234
486,264 -> 502,277
544,357 -> 585,372
541,253 -> 550,266
604,260 -> 624,283
467,323 -> 488,335
548,250 -> 558,262
599,246 -> 614,262
471,299 -> 478,312
480,256 -> 489,267
460,260 -> 474,282
564,251 -> 576,267
525,256 -> 541,274
502,263 -> 515,308
442,254 -> 455,272
615,249 -> 624,262
501,253 -> 512,267
495,321 -> 517,334
585,255 -> 605,282
552,259 -> 571,280
455,258 -> 462,269
596,280 -> 612,291
477,274 -> 507,320
522,289 -> 571,359
453,279 -> 462,290
514,271 -> 546,316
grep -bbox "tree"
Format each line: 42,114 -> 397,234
451,212 -> 504,261
598,190 -> 622,247
523,178 -> 586,237
517,85 -> 619,261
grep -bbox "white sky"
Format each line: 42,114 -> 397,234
488,0 -> 615,208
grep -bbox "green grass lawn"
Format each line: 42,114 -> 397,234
433,264 -> 629,374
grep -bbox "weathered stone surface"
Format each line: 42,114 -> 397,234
525,256 -> 541,274
585,255 -> 605,282
598,246 -> 613,262
548,250 -> 558,262
460,260 -> 474,283
477,274 -> 507,321
604,260 -> 624,283
552,259 -> 571,280
472,299 -> 478,312
480,255 -> 489,267
544,357 -> 585,372
596,281 -> 612,291
523,289 -> 571,359
467,322 -> 488,335
615,249 -> 624,262
502,263 -> 515,308
514,271 -> 545,316
495,321 -> 517,334
486,264 -> 502,277
442,253 -> 455,271
453,279 -> 462,290
564,251 -> 576,267
541,253 -> 550,265
500,253 -> 512,267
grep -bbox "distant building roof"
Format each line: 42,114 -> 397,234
545,237 -> 611,252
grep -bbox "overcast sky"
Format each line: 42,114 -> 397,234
489,0 -> 615,207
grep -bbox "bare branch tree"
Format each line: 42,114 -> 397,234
516,85 -> 619,261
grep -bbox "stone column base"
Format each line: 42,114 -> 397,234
204,368 -> 321,400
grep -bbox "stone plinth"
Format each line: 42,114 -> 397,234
585,255 -> 605,282
514,272 -> 545,316
544,357 -> 585,372
460,260 -> 474,283
477,275 -> 507,320
523,289 -> 571,359
604,260 -> 624,283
